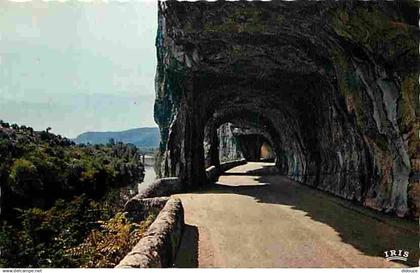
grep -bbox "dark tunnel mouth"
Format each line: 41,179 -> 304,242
214,122 -> 278,164
202,107 -> 295,176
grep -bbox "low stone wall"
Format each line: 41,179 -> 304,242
206,159 -> 247,182
135,177 -> 181,199
116,159 -> 246,268
116,198 -> 184,268
124,196 -> 169,220
134,160 -> 246,199
219,159 -> 247,172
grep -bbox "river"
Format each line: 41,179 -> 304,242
139,155 -> 156,192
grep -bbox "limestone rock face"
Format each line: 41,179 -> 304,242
154,1 -> 419,218
217,123 -> 244,163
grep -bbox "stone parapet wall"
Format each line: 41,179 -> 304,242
206,159 -> 247,182
136,177 -> 181,199
116,198 -> 184,268
116,159 -> 246,268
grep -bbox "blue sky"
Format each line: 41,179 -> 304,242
0,0 -> 158,138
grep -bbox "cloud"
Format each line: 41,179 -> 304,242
0,93 -> 156,138
1,1 -> 158,137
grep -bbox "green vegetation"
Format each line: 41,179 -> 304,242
69,209 -> 159,268
0,121 -> 144,212
0,192 -> 158,267
0,121 -> 152,267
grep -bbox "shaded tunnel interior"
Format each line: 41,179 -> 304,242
211,123 -> 276,164
154,1 -> 419,218
204,111 -> 280,167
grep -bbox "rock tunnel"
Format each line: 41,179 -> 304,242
154,1 -> 419,218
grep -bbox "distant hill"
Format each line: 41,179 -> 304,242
73,127 -> 160,148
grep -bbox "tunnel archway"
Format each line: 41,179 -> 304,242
210,122 -> 277,164
234,131 -> 275,162
203,107 -> 290,173
154,1 -> 419,217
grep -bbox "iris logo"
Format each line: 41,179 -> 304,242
384,249 -> 409,262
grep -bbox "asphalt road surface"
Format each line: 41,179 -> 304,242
174,162 -> 418,268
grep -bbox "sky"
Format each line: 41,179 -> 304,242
0,0 -> 158,138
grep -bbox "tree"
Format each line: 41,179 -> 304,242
107,138 -> 116,147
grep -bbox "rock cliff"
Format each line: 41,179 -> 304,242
154,1 -> 419,218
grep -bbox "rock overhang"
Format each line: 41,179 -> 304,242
154,0 -> 419,218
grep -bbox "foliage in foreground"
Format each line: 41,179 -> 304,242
69,210 -> 158,268
0,192 -> 158,267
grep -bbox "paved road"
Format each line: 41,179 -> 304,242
174,162 -> 418,268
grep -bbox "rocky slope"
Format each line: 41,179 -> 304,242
154,1 -> 419,218
0,122 -> 144,214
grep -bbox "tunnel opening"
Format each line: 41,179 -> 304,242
203,108 -> 288,177
212,122 -> 277,164
260,141 -> 275,162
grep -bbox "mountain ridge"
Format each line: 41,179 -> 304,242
73,127 -> 160,148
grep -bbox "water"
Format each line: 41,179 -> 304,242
143,166 -> 156,184
138,156 -> 156,192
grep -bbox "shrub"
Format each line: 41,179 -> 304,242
0,121 -> 148,267
0,194 -> 158,268
8,159 -> 43,198
67,211 -> 158,268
